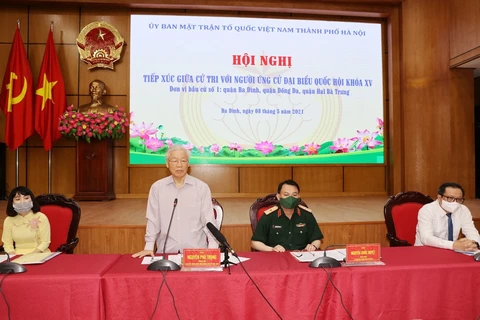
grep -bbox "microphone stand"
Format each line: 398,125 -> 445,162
148,199 -> 181,271
0,252 -> 26,274
220,244 -> 236,274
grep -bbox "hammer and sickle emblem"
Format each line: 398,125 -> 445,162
6,72 -> 27,112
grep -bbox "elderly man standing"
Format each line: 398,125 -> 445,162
415,182 -> 480,252
133,145 -> 217,258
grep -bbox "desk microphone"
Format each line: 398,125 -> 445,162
148,198 -> 181,271
309,244 -> 343,268
206,222 -> 238,258
0,251 -> 26,274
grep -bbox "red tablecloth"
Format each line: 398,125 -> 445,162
349,246 -> 480,320
102,247 -> 480,320
0,254 -> 121,320
102,252 -> 353,320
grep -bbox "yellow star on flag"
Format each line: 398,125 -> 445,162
35,73 -> 57,110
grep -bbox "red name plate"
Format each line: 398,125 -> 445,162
183,249 -> 221,267
346,243 -> 381,262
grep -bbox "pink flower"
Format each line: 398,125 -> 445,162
289,145 -> 300,153
29,218 -> 40,231
198,146 -> 205,153
185,143 -> 194,150
376,118 -> 384,136
229,143 -> 243,152
255,141 -> 274,155
353,130 -> 382,150
304,142 -> 320,155
130,122 -> 157,140
166,139 -> 173,147
145,138 -> 165,152
330,138 -> 354,153
210,144 -> 220,155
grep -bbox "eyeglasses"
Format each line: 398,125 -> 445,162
168,159 -> 188,164
441,195 -> 465,204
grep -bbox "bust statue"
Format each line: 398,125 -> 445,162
78,79 -> 116,114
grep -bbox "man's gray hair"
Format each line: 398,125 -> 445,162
166,144 -> 191,162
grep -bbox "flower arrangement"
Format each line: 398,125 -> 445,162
58,105 -> 129,143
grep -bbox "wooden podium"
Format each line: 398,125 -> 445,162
74,139 -> 115,201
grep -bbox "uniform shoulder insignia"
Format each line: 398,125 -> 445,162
263,206 -> 278,215
298,204 -> 312,213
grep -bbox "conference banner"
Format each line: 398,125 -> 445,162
129,15 -> 384,165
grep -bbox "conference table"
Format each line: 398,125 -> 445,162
101,247 -> 480,320
0,248 -> 479,320
0,254 -> 121,320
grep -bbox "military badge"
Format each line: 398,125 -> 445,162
76,21 -> 124,70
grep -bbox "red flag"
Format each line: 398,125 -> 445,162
0,26 -> 34,151
35,28 -> 67,151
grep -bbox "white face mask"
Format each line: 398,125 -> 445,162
13,201 -> 33,214
441,200 -> 460,213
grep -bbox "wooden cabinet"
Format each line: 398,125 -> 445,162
74,139 -> 115,201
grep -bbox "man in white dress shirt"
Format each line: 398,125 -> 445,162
414,182 -> 480,252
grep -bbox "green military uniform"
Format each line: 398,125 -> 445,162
251,205 -> 323,250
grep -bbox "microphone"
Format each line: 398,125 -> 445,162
0,251 -> 26,274
309,244 -> 343,268
206,222 -> 238,257
148,198 -> 181,271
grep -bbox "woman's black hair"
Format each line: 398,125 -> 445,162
6,186 -> 41,217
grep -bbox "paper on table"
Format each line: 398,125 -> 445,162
221,253 -> 250,265
140,254 -> 183,265
454,249 -> 480,256
290,249 -> 347,262
0,255 -> 16,263
14,252 -> 61,265
141,256 -> 161,265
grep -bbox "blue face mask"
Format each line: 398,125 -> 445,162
13,201 -> 33,214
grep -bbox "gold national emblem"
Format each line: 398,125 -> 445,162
76,21 -> 124,70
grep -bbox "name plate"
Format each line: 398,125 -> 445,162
346,243 -> 381,262
183,249 -> 221,267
